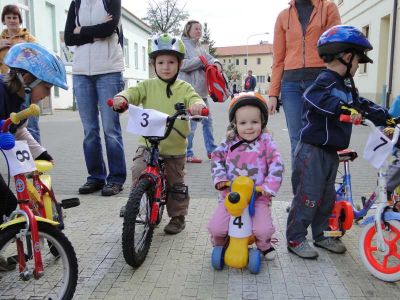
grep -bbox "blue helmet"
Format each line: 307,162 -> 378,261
4,42 -> 68,90
317,25 -> 373,64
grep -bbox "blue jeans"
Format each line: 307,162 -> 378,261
280,79 -> 315,163
73,72 -> 126,185
186,99 -> 217,157
27,115 -> 40,143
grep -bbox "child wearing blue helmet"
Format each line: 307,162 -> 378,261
286,25 -> 393,259
0,42 -> 67,228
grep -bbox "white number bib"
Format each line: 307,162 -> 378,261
228,206 -> 252,238
363,127 -> 394,169
3,140 -> 36,176
126,104 -> 169,137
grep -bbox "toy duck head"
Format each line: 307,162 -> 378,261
224,176 -> 254,217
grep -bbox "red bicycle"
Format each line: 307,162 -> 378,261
109,100 -> 208,267
0,105 -> 78,299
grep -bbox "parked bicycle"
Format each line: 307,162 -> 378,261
0,104 -> 79,299
108,100 -> 208,267
327,114 -> 400,282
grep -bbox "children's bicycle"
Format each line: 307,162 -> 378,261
108,100 -> 208,267
327,115 -> 400,282
0,104 -> 79,299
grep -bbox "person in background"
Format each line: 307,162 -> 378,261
267,0 -> 341,165
179,20 -> 218,163
0,4 -> 40,143
64,0 -> 126,196
230,73 -> 241,98
244,70 -> 256,92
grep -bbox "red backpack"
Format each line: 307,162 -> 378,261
199,55 -> 229,103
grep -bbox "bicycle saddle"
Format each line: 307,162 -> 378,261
34,160 -> 53,173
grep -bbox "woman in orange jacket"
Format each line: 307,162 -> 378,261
268,0 -> 341,164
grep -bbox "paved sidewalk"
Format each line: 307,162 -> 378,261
1,100 -> 399,299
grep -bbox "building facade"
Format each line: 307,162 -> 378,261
334,0 -> 399,107
0,0 -> 151,110
215,43 -> 273,95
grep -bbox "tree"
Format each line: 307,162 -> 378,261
225,63 -> 241,81
143,0 -> 189,36
201,23 -> 216,56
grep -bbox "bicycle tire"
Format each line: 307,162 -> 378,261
0,222 -> 78,299
359,220 -> 400,282
122,178 -> 155,267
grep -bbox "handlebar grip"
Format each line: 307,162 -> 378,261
201,107 -> 209,116
339,114 -> 361,125
107,98 -> 128,113
10,104 -> 40,125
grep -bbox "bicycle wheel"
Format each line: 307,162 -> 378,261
0,222 -> 78,299
359,220 -> 400,282
122,178 -> 155,267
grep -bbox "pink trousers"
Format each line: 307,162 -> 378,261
207,199 -> 275,251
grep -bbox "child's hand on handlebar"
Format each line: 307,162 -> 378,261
189,103 -> 207,116
113,96 -> 128,111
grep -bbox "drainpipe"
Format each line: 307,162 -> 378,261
386,0 -> 398,108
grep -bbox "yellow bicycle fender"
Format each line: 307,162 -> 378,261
0,216 -> 59,230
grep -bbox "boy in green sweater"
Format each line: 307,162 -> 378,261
113,34 -> 205,234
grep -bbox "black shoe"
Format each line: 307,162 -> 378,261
78,181 -> 104,194
101,183 -> 123,196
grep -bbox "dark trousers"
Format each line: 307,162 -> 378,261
286,143 -> 339,244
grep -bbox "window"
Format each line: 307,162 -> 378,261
223,59 -> 226,63
44,3 -> 57,52
134,42 -> 138,69
229,59 -> 231,63
142,46 -> 146,71
256,76 -> 266,83
360,25 -> 370,74
17,0 -> 33,33
244,58 -> 247,66
123,37 -> 129,67
236,59 -> 239,65
257,58 -> 261,65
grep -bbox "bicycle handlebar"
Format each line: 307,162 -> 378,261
1,104 -> 40,133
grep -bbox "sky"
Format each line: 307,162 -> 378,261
121,0 -> 289,47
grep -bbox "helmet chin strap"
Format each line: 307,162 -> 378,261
16,73 -> 42,105
337,53 -> 358,100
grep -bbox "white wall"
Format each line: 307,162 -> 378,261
336,0 -> 398,104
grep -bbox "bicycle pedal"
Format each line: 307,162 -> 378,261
323,230 -> 343,237
61,198 -> 80,209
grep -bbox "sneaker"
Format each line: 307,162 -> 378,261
119,205 -> 126,217
186,156 -> 202,163
164,216 -> 186,234
101,183 -> 123,196
262,246 -> 276,261
314,238 -> 347,254
78,181 -> 104,194
0,256 -> 16,272
288,240 -> 319,259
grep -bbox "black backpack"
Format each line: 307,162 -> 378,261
74,0 -> 124,48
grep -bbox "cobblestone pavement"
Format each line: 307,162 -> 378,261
1,100 -> 399,299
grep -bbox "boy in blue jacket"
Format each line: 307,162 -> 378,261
286,25 -> 393,259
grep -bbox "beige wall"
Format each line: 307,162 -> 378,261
218,53 -> 273,94
335,0 -> 400,106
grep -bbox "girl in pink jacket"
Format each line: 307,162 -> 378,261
207,92 -> 284,259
